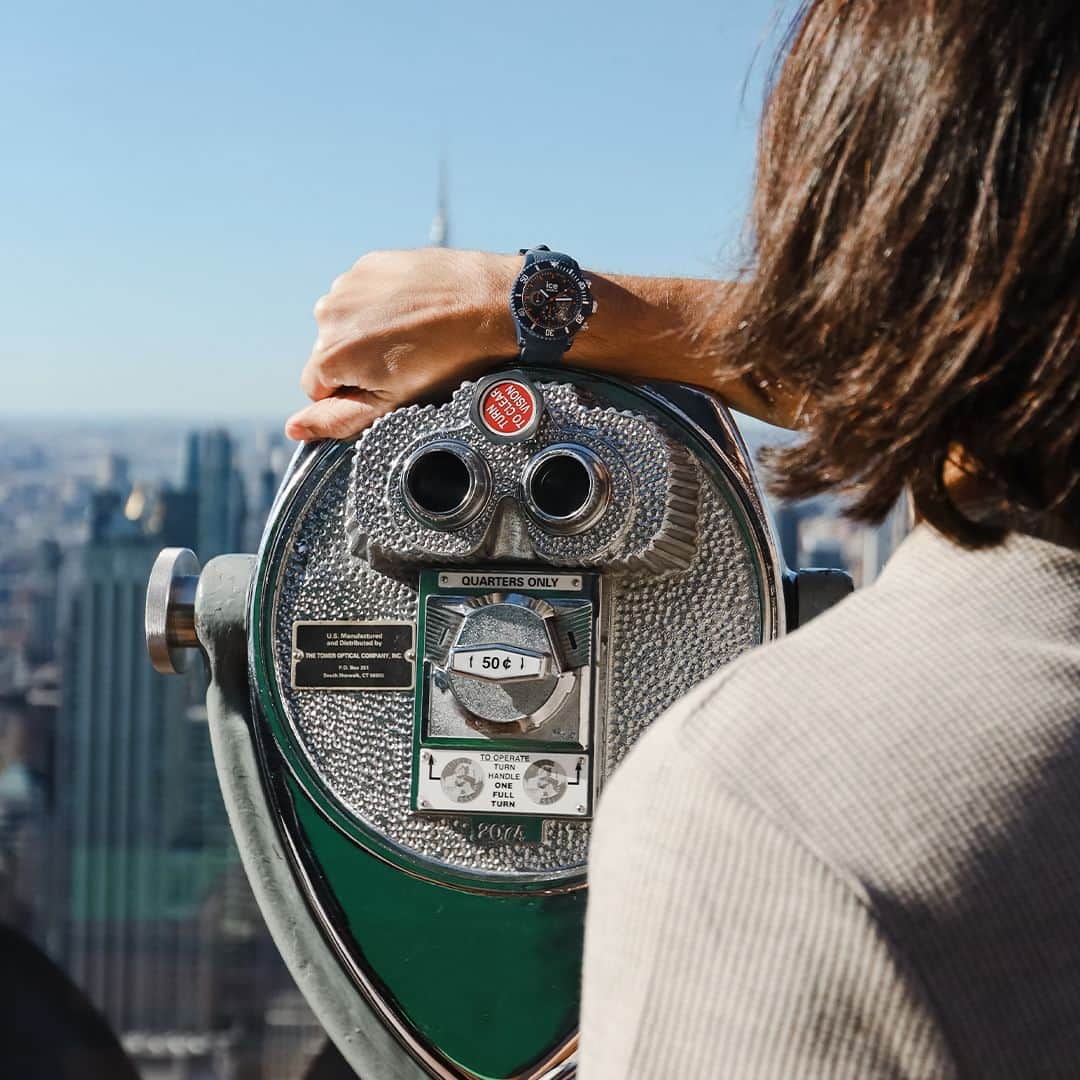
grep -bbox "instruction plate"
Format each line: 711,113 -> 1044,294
416,748 -> 590,818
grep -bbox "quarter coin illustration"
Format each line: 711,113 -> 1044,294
440,757 -> 484,803
523,759 -> 567,806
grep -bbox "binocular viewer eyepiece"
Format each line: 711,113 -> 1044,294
520,444 -> 610,534
146,367 -> 851,1079
401,440 -> 491,529
400,436 -> 610,537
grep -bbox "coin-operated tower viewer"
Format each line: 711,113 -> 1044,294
146,249 -> 850,1080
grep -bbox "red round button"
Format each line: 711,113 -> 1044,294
478,379 -> 538,437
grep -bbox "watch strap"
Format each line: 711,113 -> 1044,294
519,245 -> 581,271
518,338 -> 570,366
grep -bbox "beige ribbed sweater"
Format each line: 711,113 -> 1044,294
581,525 -> 1080,1078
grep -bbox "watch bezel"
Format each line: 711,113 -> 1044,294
510,258 -> 593,343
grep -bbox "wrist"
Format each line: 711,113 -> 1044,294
569,272 -> 672,377
472,251 -> 520,357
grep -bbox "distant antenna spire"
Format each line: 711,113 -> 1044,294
429,155 -> 450,248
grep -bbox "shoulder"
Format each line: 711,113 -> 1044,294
588,610 -> 978,1078
590,528 -> 1080,1074
586,715 -> 958,1079
604,524 -> 1080,905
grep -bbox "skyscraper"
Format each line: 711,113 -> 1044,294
429,155 -> 450,248
46,434 -> 312,1073
25,539 -> 62,665
51,475 -> 218,1031
0,676 -> 56,940
181,429 -> 247,561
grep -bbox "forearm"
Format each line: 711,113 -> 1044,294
289,249 -> 802,442
483,256 -> 800,429
578,272 -> 799,428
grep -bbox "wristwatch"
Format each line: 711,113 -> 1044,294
509,246 -> 597,366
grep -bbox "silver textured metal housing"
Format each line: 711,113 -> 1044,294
253,373 -> 782,886
347,379 -> 704,576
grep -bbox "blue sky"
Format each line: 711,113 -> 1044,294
1,0 -> 788,420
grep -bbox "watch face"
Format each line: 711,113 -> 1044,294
512,261 -> 591,340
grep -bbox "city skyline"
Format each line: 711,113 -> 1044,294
0,418 -> 320,1077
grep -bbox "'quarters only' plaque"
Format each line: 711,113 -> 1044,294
291,621 -> 415,691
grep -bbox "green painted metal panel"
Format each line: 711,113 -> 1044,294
289,776 -> 584,1079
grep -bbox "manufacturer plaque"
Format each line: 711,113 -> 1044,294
291,621 -> 415,691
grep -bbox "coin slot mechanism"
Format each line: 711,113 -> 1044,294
411,567 -> 599,819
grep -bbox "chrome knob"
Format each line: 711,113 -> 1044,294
145,547 -> 202,675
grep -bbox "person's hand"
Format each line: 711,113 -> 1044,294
285,248 -> 519,441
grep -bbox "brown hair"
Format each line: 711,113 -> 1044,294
724,0 -> 1078,545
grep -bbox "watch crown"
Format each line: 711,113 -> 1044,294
582,323 -> 590,331
592,300 -> 599,314
586,279 -> 593,287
